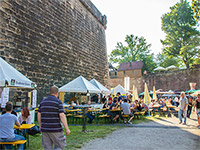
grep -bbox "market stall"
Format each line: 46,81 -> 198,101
59,76 -> 101,104
0,57 -> 37,123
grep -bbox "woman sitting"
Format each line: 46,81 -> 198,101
19,108 -> 40,136
18,107 -> 32,124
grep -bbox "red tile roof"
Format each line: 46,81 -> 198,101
118,61 -> 143,71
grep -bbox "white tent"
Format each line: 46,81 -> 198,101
111,84 -> 127,95
59,76 -> 101,93
166,65 -> 178,70
154,66 -> 166,71
0,57 -> 36,88
90,79 -> 110,94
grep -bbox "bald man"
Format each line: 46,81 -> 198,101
38,86 -> 70,150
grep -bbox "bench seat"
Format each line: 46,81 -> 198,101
0,140 -> 26,146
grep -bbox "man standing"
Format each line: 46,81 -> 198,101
0,103 -> 25,150
38,86 -> 70,150
178,92 -> 188,125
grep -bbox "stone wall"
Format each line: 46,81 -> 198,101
0,0 -> 108,101
109,68 -> 200,94
144,68 -> 200,92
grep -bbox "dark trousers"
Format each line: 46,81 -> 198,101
86,113 -> 95,123
187,105 -> 192,118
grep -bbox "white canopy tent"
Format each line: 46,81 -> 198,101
59,76 -> 101,93
154,66 -> 166,71
111,84 -> 127,95
166,65 -> 178,70
0,57 -> 36,88
90,79 -> 110,94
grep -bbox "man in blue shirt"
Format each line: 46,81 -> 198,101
0,103 -> 25,150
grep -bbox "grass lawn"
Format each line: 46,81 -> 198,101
29,126 -> 122,150
29,117 -> 150,150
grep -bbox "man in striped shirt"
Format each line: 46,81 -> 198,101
38,86 -> 70,150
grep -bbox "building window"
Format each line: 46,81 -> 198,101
123,71 -> 126,74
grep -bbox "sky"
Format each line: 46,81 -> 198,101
90,0 -> 192,56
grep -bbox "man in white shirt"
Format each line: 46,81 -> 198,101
178,92 -> 188,125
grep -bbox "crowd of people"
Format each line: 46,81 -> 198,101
1,87 -> 200,150
67,91 -> 200,127
99,91 -> 200,126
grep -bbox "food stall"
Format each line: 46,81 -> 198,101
0,57 -> 37,123
59,75 -> 101,104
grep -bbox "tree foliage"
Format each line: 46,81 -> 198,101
192,0 -> 200,21
156,53 -> 180,68
161,0 -> 200,68
109,34 -> 156,72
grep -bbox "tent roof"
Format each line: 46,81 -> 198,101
166,65 -> 178,70
154,66 -> 165,71
90,79 -> 110,94
59,76 -> 101,93
111,84 -> 127,95
0,57 -> 36,88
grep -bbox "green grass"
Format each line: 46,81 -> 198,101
29,116 -> 151,150
29,125 -> 122,150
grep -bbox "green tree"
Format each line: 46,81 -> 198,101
156,53 -> 180,68
109,34 -> 156,72
161,0 -> 200,68
192,0 -> 200,21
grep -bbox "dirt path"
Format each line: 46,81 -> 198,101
81,112 -> 200,150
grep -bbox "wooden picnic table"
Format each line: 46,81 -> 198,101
65,109 -> 81,112
110,109 -> 121,112
14,124 -> 35,148
167,105 -> 176,108
152,105 -> 161,108
14,124 -> 35,130
88,109 -> 101,112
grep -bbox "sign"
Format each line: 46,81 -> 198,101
1,88 -> 9,108
9,79 -> 35,88
32,90 -> 37,108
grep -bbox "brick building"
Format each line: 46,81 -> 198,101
109,61 -> 143,91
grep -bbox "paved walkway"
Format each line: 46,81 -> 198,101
81,112 -> 200,150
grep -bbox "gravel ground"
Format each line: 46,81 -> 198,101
81,112 -> 200,150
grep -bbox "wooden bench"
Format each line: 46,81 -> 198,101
134,111 -> 146,119
121,114 -> 129,123
0,140 -> 26,150
98,115 -> 111,123
74,115 -> 84,124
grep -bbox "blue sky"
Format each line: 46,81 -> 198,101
91,0 -> 192,56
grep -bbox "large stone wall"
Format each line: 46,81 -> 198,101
0,0 -> 108,100
144,68 -> 200,92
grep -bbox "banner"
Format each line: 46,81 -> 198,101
1,88 -> 9,108
32,90 -> 37,108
